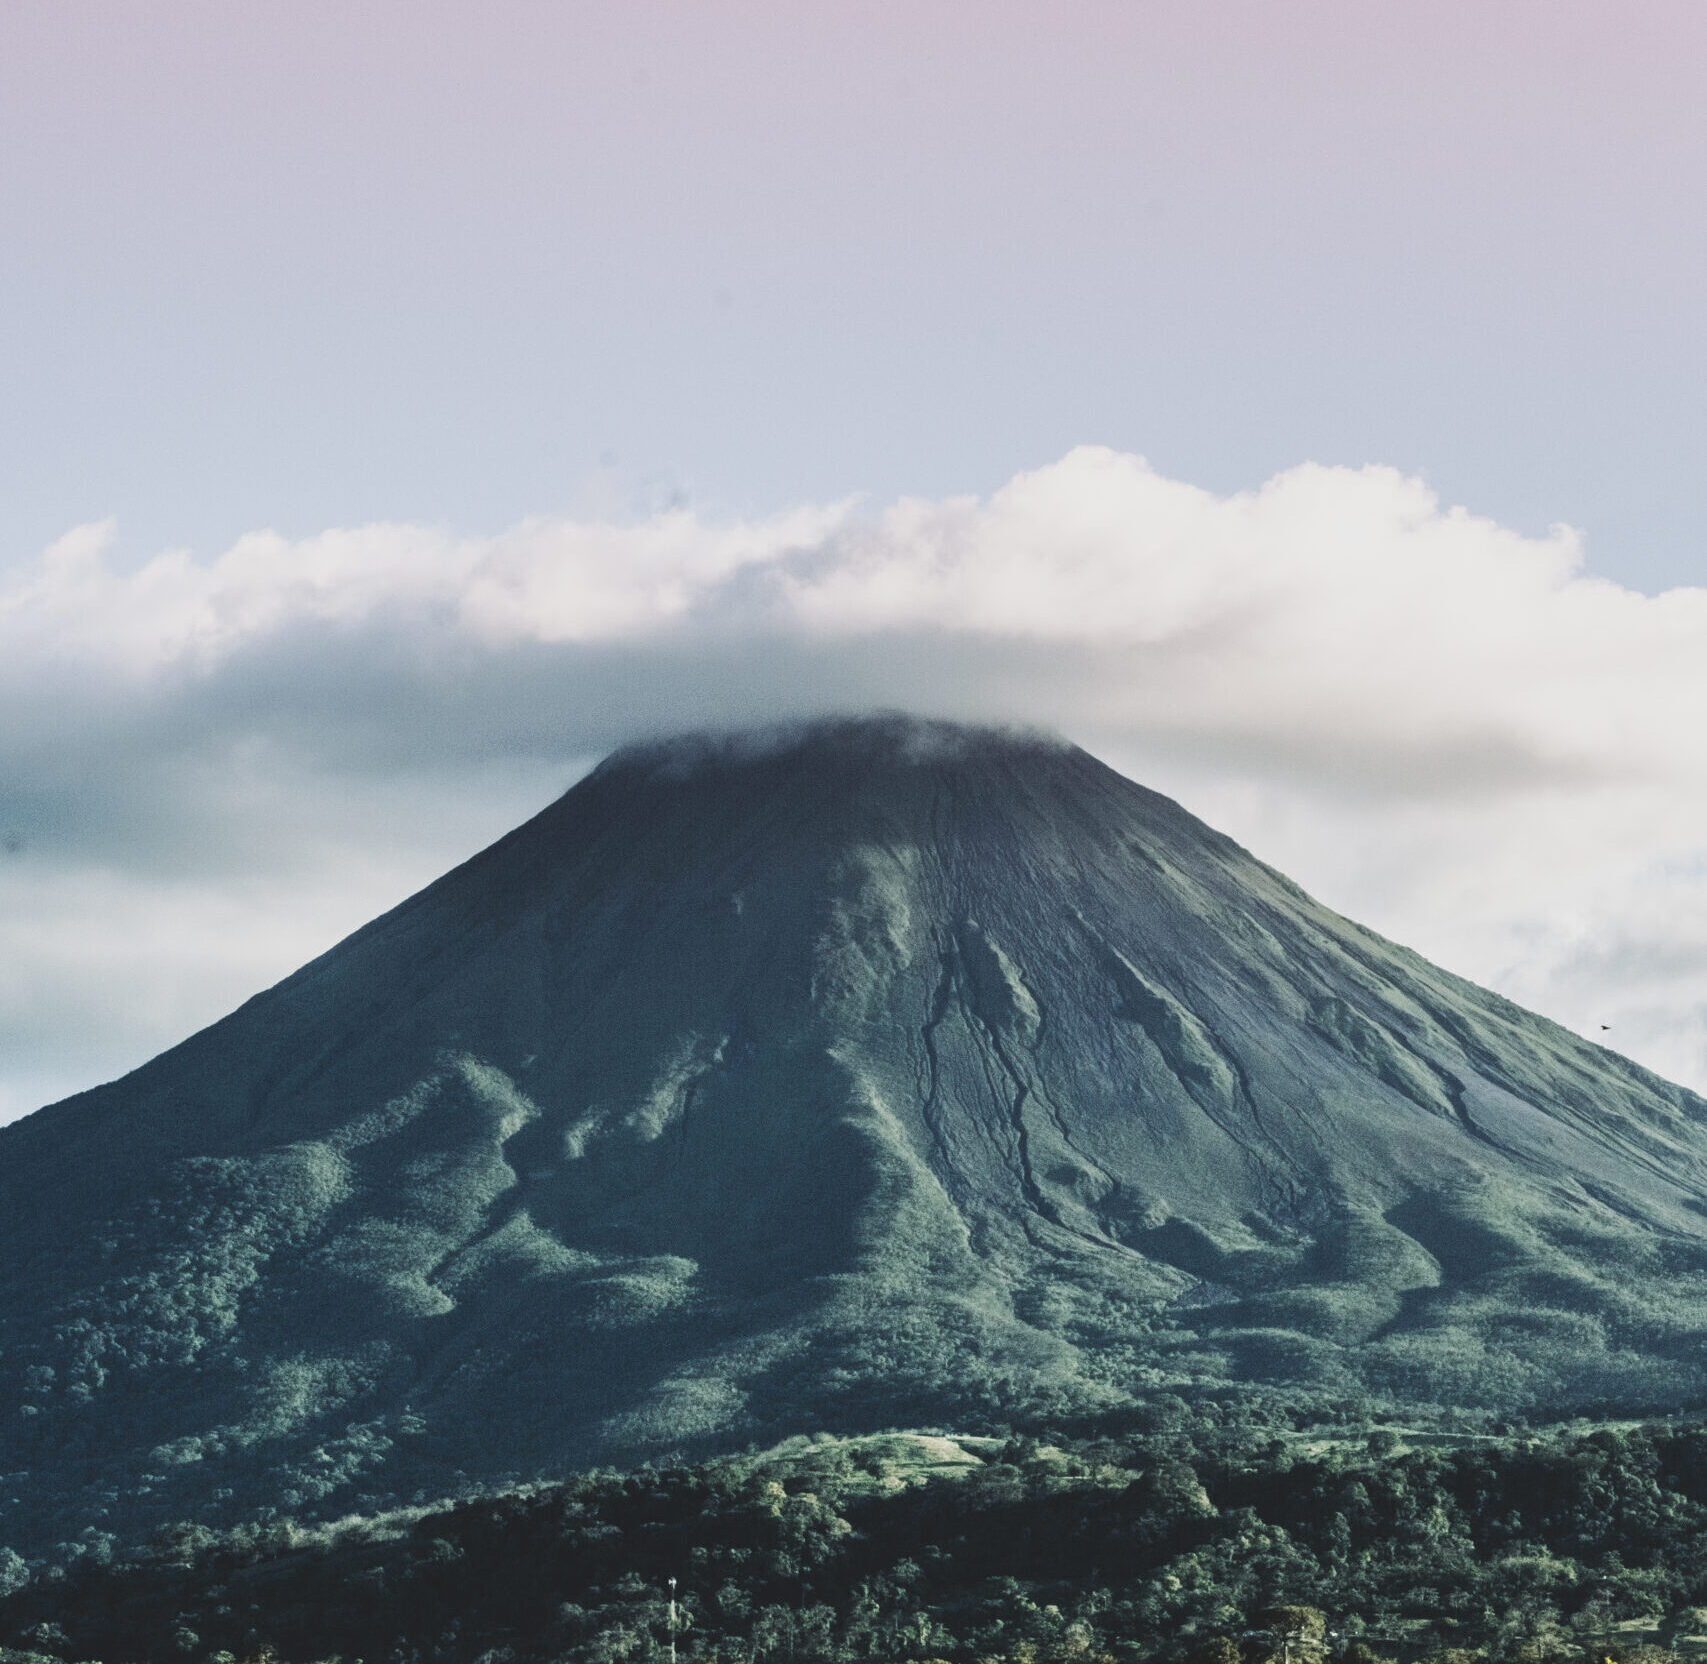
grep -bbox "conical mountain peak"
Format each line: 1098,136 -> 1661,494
592,712 -> 1075,776
4,716 -> 1706,1553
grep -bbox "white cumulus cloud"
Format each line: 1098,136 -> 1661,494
5,446 -> 1707,1117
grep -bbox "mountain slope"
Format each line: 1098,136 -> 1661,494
5,716 -> 1707,1556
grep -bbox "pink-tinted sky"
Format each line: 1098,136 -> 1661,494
5,1 -> 1707,585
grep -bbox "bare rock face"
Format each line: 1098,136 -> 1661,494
6,716 -> 1707,1553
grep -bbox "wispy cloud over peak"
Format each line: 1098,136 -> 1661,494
0,447 -> 1667,793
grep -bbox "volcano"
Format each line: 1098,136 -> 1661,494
7,716 -> 1707,1554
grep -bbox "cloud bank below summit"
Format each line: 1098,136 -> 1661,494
6,446 -> 1707,1117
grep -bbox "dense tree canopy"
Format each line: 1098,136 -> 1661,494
8,1413 -> 1707,1664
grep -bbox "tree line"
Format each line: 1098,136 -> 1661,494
8,1409 -> 1707,1664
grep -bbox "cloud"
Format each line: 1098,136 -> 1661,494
7,446 -> 1707,1117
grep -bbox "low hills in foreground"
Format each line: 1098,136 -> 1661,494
6,716 -> 1707,1562
8,1417 -> 1707,1664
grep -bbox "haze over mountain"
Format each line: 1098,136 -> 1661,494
7,716 -> 1707,1561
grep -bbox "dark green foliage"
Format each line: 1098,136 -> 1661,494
11,1422 -> 1707,1664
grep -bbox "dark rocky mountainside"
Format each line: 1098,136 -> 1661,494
6,716 -> 1707,1559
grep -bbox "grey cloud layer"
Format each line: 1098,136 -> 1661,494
6,447 -> 1707,1117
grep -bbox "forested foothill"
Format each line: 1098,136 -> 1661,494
10,1408 -> 1707,1664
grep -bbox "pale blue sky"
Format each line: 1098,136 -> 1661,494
5,1 -> 1707,590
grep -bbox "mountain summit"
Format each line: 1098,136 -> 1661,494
7,716 -> 1707,1552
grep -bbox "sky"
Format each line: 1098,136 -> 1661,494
5,2 -> 1707,1121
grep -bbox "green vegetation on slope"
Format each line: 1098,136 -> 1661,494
11,720 -> 1707,1559
13,1417 -> 1707,1664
